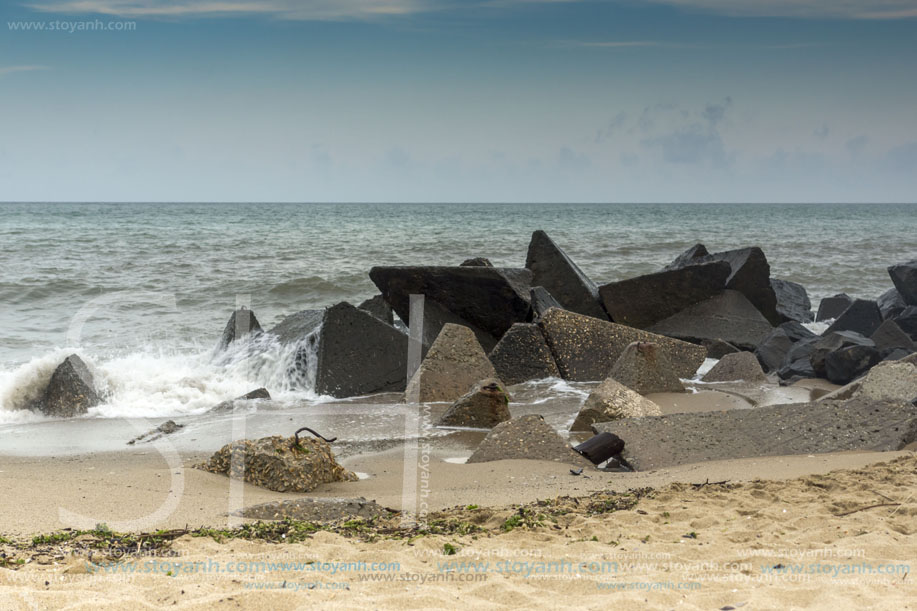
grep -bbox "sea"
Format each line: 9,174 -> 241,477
0,202 -> 914,448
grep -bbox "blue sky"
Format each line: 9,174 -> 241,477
1,0 -> 916,202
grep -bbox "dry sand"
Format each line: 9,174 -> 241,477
1,449 -> 915,610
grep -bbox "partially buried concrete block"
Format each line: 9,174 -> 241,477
702,351 -> 767,383
436,378 -> 511,429
405,324 -> 496,402
608,342 -> 685,394
488,323 -> 560,385
570,378 -> 662,432
467,414 -> 590,466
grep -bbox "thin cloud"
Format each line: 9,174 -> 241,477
641,0 -> 917,20
26,0 -> 435,20
0,65 -> 49,76
559,40 -> 663,48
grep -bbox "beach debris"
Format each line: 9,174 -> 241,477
405,323 -> 496,403
293,426 -> 337,444
358,294 -> 394,325
460,257 -> 493,267
525,230 -> 608,320
436,378 -> 511,429
570,378 -> 662,432
702,351 -> 767,383
825,298 -> 883,337
537,308 -> 706,382
369,264 -> 532,340
592,397 -> 917,471
598,261 -> 730,329
648,290 -> 774,352
877,287 -> 907,320
529,286 -> 563,321
232,497 -> 388,522
569,467 -> 583,476
217,307 -> 262,351
38,354 -> 101,418
871,320 -> 916,353
199,434 -> 357,492
771,278 -> 814,323
817,360 -> 917,403
488,323 -> 560,386
573,432 -> 625,465
271,302 -> 409,398
211,388 -> 271,412
127,420 -> 183,445
609,341 -> 685,394
816,292 -> 854,322
467,414 -> 591,466
888,258 -> 917,306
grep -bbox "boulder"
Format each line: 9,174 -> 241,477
460,257 -> 493,267
825,299 -> 883,337
270,303 -> 409,398
877,288 -> 907,320
608,342 -> 685,394
647,290 -> 774,351
817,361 -> 917,403
39,354 -> 101,418
771,278 -> 814,323
369,265 -> 532,339
670,246 -> 780,325
436,378 -> 511,428
702,351 -> 767,383
779,320 -> 817,343
816,293 -> 854,322
358,295 -> 394,325
871,319 -> 917,353
488,323 -> 561,385
893,306 -> 917,340
217,307 -> 263,351
570,378 -> 663,431
888,259 -> 917,306
467,414 -> 590,465
592,398 -> 917,471
524,230 -> 607,320
824,345 -> 883,385
810,331 -> 874,379
777,336 -> 820,381
405,323 -> 496,402
754,328 -> 795,373
663,243 -> 709,271
199,435 -> 356,492
702,339 -> 741,359
597,261 -> 730,328
212,388 -> 272,412
538,308 -> 706,381
529,286 -> 563,321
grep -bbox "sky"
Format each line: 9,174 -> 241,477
0,0 -> 916,203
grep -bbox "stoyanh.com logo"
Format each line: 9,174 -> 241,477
8,20 -> 136,33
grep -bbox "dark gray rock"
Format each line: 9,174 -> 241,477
663,243 -> 709,271
212,388 -> 272,412
218,307 -> 263,351
40,354 -> 101,418
825,345 -> 883,385
871,319 -> 917,353
647,290 -> 774,351
810,331 -> 875,379
488,323 -> 560,385
816,293 -> 853,322
818,361 -> 917,403
467,414 -> 590,466
888,259 -> 917,306
269,309 -> 324,345
884,348 -> 914,361
436,378 -> 511,429
877,288 -> 907,320
460,257 -> 493,267
413,297 -> 498,354
538,308 -> 706,382
893,306 -> 917,340
777,356 -> 816,383
358,294 -> 394,326
702,339 -> 741,359
369,265 -> 532,339
754,328 -> 795,373
524,230 -> 607,320
608,342 -> 684,394
598,261 -> 730,329
825,299 -> 883,337
592,398 -> 917,471
771,278 -> 813,323
702,351 -> 767,383
529,286 -> 564,321
127,420 -> 184,445
779,320 -> 817,343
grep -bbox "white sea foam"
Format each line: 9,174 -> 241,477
803,320 -> 831,335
